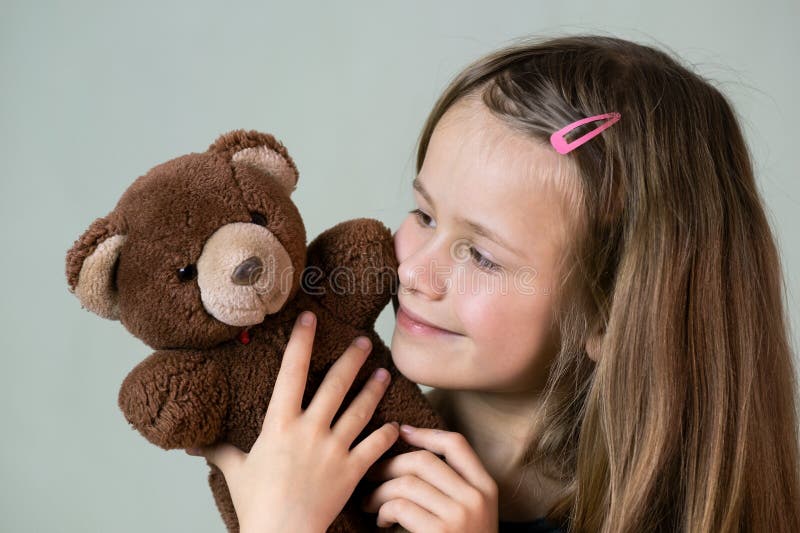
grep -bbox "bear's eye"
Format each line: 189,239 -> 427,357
250,212 -> 268,227
177,264 -> 197,282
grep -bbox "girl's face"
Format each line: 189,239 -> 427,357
390,96 -> 572,393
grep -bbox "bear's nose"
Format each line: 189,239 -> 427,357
231,256 -> 264,286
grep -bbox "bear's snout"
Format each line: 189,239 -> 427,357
196,222 -> 295,327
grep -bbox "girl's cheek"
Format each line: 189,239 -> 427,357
468,281 -> 538,344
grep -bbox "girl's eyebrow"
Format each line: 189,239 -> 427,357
412,177 -> 525,258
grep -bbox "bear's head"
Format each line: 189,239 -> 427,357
66,130 -> 307,350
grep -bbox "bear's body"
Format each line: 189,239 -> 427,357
66,130 -> 445,532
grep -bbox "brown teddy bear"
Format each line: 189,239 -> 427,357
65,130 -> 445,532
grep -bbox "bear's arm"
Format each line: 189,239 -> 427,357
117,349 -> 229,450
302,218 -> 398,330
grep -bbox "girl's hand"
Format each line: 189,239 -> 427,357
185,310 -> 401,533
361,426 -> 499,533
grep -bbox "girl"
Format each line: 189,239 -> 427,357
186,35 -> 800,532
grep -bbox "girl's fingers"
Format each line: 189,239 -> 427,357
375,497 -> 445,531
349,421 -> 401,473
266,311 -> 316,422
305,336 -> 373,426
365,448 -> 468,502
187,442 -> 246,479
361,474 -> 457,518
331,363 -> 392,444
390,428 -> 498,497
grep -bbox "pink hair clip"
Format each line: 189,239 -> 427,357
550,112 -> 621,155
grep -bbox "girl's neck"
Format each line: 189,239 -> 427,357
426,387 -> 566,521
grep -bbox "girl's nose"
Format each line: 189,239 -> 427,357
397,237 -> 451,299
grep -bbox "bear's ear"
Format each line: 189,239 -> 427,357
209,130 -> 299,196
66,216 -> 126,320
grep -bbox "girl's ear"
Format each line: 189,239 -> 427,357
585,327 -> 605,362
66,216 -> 126,320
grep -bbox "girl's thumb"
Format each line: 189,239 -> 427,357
187,442 -> 245,476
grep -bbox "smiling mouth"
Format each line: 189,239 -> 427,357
396,304 -> 462,336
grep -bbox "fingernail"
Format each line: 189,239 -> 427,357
400,424 -> 415,434
300,311 -> 315,326
354,336 -> 371,350
390,421 -> 400,429
371,367 -> 389,382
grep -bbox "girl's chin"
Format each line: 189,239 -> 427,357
390,334 -> 456,388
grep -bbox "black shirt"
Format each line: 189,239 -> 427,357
498,516 -> 564,532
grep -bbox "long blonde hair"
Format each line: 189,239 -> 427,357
415,35 -> 800,532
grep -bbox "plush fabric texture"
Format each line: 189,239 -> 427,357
65,130 -> 446,532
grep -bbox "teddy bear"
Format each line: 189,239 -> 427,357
65,130 -> 446,532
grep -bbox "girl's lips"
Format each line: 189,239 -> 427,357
396,304 -> 460,336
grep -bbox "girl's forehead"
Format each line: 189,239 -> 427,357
421,101 -> 574,261
426,98 -> 568,205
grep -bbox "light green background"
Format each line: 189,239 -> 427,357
2,1 -> 797,531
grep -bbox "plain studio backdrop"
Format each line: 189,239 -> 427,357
1,1 -> 797,531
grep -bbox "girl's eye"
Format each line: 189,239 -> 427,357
409,208 -> 436,228
409,208 -> 502,272
469,247 -> 502,272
